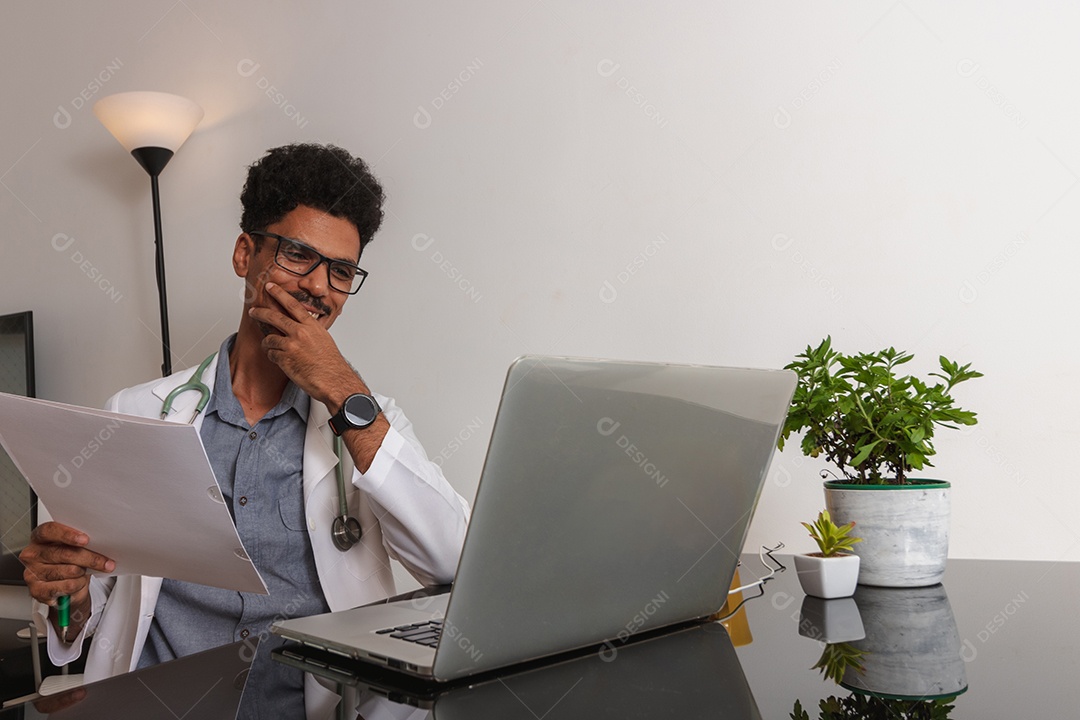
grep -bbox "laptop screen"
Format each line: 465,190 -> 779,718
437,356 -> 794,678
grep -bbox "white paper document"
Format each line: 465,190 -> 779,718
0,392 -> 267,594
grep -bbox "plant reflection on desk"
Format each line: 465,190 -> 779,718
812,641 -> 866,685
797,641 -> 958,718
792,694 -> 957,720
792,580 -> 967,719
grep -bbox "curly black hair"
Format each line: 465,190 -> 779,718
239,143 -> 385,255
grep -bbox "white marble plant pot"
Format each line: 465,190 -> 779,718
794,553 -> 860,599
824,480 -> 950,587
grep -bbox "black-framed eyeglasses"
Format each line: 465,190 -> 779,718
249,231 -> 368,295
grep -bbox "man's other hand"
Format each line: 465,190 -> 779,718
20,522 -> 114,639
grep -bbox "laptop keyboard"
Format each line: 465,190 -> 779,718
375,619 -> 443,647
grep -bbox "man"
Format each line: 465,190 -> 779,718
20,144 -> 470,718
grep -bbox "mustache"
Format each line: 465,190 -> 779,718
289,290 -> 331,316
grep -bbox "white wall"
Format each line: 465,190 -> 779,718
1,1 -> 1077,563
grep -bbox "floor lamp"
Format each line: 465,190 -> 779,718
93,91 -> 203,378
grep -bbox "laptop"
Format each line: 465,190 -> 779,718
272,621 -> 762,717
272,355 -> 795,681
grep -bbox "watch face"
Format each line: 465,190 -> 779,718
343,394 -> 379,426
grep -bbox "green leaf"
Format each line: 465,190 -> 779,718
849,439 -> 880,468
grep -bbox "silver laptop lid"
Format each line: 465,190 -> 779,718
435,356 -> 795,679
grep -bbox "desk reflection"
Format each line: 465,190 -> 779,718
4,641 -> 250,719
277,621 -> 761,719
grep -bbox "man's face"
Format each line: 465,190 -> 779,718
233,204 -> 362,334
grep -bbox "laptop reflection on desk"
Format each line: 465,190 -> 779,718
274,621 -> 762,719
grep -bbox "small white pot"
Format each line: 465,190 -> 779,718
794,552 -> 860,599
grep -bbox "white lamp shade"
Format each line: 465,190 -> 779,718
93,91 -> 204,153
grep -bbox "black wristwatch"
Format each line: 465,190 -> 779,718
329,393 -> 382,436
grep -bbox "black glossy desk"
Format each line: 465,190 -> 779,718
0,642 -> 249,719
0,618 -> 86,706
733,554 -> 1078,717
1,557 -> 1076,718
738,552 -> 1075,716
300,555 -> 1080,718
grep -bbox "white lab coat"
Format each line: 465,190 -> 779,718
35,355 -> 470,719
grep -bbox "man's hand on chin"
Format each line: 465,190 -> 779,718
248,282 -> 360,405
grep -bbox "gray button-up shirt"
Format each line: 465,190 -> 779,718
138,335 -> 331,719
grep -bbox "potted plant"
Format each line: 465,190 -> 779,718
795,510 -> 862,599
779,337 -> 981,587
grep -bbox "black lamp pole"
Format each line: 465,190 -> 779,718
131,146 -> 176,378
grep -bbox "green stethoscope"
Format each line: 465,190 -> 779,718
159,353 -> 362,552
